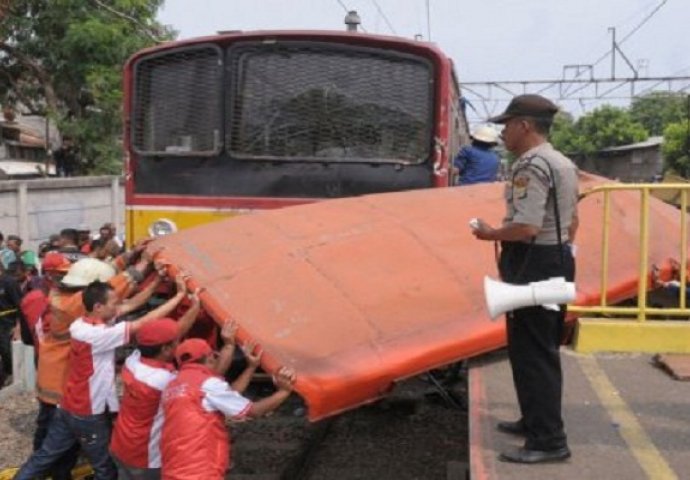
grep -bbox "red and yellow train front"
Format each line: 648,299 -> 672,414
124,31 -> 466,245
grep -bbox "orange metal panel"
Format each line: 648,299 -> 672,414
152,174 -> 684,420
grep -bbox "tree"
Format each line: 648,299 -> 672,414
630,92 -> 688,136
0,0 -> 175,174
549,111 -> 578,154
550,105 -> 648,156
662,121 -> 690,176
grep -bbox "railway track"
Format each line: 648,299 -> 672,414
0,366 -> 468,480
230,367 -> 469,480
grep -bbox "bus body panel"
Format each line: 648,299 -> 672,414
146,173 -> 684,420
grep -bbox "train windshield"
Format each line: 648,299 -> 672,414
227,42 -> 433,164
132,41 -> 433,164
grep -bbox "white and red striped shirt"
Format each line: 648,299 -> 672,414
110,351 -> 176,469
61,317 -> 130,416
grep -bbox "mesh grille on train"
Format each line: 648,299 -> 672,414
132,41 -> 433,164
132,45 -> 222,155
226,42 -> 432,163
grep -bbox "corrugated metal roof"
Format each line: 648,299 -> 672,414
0,160 -> 55,177
601,136 -> 663,153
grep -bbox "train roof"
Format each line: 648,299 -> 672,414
151,174 -> 682,420
125,30 -> 453,67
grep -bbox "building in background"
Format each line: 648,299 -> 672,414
572,136 -> 663,183
0,108 -> 57,179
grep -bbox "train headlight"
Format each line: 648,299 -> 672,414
148,218 -> 178,237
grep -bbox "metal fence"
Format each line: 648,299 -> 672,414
570,183 -> 690,353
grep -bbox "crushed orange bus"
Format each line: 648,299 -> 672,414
150,173 -> 684,420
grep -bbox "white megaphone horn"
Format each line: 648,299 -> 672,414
483,276 -> 577,320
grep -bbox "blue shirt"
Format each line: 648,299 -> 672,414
0,248 -> 17,269
453,145 -> 500,185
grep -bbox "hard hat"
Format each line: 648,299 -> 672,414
61,258 -> 116,288
471,125 -> 499,144
21,250 -> 38,267
42,252 -> 71,273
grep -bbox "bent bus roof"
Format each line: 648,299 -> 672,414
152,173 -> 682,420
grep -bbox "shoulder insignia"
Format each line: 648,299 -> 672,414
512,175 -> 530,199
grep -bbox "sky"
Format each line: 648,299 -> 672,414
157,0 -> 690,121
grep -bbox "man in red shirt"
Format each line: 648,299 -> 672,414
15,276 -> 188,480
110,291 -> 201,480
161,323 -> 296,480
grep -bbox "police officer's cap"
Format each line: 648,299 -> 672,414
488,94 -> 558,124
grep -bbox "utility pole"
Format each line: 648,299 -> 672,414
609,27 -> 616,79
608,26 -> 638,79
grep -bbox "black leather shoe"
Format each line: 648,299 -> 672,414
498,446 -> 571,464
496,419 -> 526,435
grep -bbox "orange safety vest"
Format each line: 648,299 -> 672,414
35,269 -> 134,405
161,364 -> 229,480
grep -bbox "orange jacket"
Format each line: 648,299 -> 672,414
35,267 -> 134,405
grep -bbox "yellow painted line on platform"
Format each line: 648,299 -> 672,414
578,355 -> 677,480
0,463 -> 93,480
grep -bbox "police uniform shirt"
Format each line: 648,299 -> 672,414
503,142 -> 578,245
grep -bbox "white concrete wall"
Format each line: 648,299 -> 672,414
0,176 -> 125,252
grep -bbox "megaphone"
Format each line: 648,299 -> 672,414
484,276 -> 576,320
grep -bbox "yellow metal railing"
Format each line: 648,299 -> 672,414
568,183 -> 690,353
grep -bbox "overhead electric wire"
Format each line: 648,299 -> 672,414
370,0 -> 397,34
561,0 -> 669,92
335,0 -> 350,13
590,0 -> 669,69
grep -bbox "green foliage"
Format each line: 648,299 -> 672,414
630,92 -> 688,136
551,105 -> 648,156
0,0 -> 175,174
661,121 -> 690,177
549,111 -> 578,154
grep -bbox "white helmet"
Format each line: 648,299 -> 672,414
61,258 -> 116,288
471,125 -> 499,144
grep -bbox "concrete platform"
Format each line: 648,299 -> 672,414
469,349 -> 690,480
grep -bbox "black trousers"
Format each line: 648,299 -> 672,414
0,316 -> 16,378
499,241 -> 575,451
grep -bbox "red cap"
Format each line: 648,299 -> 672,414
42,252 -> 71,273
136,318 -> 179,346
175,338 -> 213,365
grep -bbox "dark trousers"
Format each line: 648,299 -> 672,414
0,316 -> 16,378
112,454 -> 161,480
33,401 -> 80,479
16,408 -> 116,480
499,241 -> 575,451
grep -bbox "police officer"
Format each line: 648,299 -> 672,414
472,94 -> 579,464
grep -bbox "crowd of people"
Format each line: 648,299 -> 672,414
0,222 -> 123,384
0,225 -> 296,479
